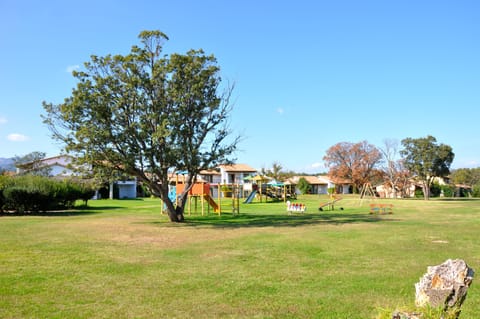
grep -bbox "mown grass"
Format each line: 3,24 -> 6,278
1,195 -> 479,318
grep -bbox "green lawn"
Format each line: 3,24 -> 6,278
1,195 -> 479,318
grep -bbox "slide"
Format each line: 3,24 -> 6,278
203,194 -> 220,212
244,190 -> 257,203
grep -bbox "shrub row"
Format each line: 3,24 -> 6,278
0,175 -> 95,213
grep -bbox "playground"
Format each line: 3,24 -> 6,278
172,180 -> 351,217
244,181 -> 297,204
170,181 -> 241,216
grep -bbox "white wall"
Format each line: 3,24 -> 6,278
116,179 -> 137,199
49,164 -> 74,176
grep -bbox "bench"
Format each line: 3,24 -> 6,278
369,203 -> 393,214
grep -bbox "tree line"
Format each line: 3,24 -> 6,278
321,136 -> 477,199
250,135 -> 477,199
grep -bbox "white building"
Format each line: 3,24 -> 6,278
217,164 -> 257,184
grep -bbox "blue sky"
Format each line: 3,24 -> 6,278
1,0 -> 479,173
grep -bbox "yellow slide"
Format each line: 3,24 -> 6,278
203,194 -> 220,213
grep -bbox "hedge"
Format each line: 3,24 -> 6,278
0,175 -> 95,213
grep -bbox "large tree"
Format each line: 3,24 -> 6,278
400,135 -> 454,200
323,141 -> 382,193
42,30 -> 239,222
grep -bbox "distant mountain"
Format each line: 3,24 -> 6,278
0,158 -> 15,172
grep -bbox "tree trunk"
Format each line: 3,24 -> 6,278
389,181 -> 397,198
158,188 -> 185,223
422,182 -> 430,200
162,200 -> 184,222
175,206 -> 185,222
154,180 -> 192,223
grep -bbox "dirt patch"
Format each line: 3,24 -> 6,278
67,217 -> 273,249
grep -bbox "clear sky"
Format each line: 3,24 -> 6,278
1,0 -> 479,173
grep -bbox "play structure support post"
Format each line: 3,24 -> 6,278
218,184 -> 222,216
175,174 -> 179,207
194,195 -> 198,215
231,184 -> 240,215
259,181 -> 263,203
201,186 -> 205,216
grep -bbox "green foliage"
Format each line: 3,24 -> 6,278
297,177 -> 311,194
78,182 -> 96,205
137,183 -> 151,198
415,188 -> 424,198
0,175 -> 14,212
450,167 -> 480,187
440,184 -> 455,197
2,176 -> 53,212
327,186 -> 335,195
430,182 -> 442,197
0,175 -> 95,213
472,185 -> 480,197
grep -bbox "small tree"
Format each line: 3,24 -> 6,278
400,135 -> 454,200
270,161 -> 284,181
262,161 -> 284,181
297,177 -> 311,194
379,139 -> 412,198
43,30 -> 239,222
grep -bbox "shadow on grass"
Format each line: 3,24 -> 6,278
158,212 -> 399,228
434,198 -> 480,202
0,205 -> 122,217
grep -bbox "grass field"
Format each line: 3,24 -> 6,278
1,195 -> 479,318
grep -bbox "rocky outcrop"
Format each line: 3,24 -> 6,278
415,259 -> 474,310
392,259 -> 474,319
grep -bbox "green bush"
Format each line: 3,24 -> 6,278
472,184 -> 480,198
0,175 -> 96,213
80,187 -> 96,205
0,175 -> 15,212
440,184 -> 455,197
414,188 -> 424,198
430,182 -> 442,197
297,177 -> 311,195
3,187 -> 30,213
3,176 -> 53,212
